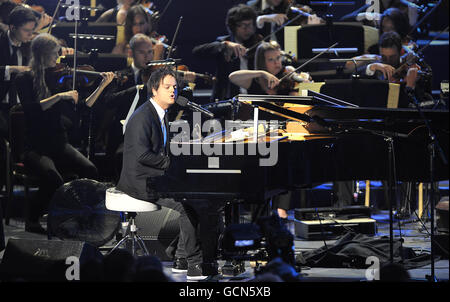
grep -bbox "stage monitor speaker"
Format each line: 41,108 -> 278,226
0,239 -> 103,281
134,207 -> 180,261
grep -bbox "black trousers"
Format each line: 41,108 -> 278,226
154,198 -> 223,266
23,143 -> 98,222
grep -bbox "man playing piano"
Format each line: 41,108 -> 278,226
117,67 -> 221,281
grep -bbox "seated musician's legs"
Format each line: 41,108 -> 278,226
155,198 -> 221,279
153,198 -> 202,264
23,150 -> 65,233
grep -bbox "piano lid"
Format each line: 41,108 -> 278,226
233,94 -> 344,123
304,105 -> 450,135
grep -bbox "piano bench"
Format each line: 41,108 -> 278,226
105,187 -> 160,212
105,187 -> 160,257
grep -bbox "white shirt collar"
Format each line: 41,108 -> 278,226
149,97 -> 166,123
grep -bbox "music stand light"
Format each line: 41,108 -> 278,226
51,22 -> 118,53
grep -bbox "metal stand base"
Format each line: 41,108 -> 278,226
108,217 -> 149,257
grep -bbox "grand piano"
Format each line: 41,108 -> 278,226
155,94 -> 449,216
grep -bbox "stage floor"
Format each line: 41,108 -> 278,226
1,210 -> 448,282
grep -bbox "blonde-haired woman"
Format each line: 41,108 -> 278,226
15,33 -> 114,233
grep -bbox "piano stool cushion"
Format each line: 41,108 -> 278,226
105,187 -> 160,212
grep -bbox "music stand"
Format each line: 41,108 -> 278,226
320,79 -> 392,108
296,22 -> 365,59
51,22 -> 118,53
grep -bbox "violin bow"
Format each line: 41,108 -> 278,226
408,0 -> 443,38
166,16 -> 183,59
394,25 -> 448,75
279,42 -> 338,82
158,0 -> 173,21
47,0 -> 63,34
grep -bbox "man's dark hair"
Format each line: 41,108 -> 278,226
379,8 -> 410,40
147,66 -> 178,97
379,31 -> 402,53
8,5 -> 37,28
226,4 -> 257,35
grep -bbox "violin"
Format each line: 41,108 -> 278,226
140,63 -> 216,86
260,67 -> 307,96
49,63 -> 129,90
391,47 -> 431,84
176,65 -> 217,85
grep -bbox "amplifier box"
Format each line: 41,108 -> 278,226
294,206 -> 372,221
294,217 -> 377,240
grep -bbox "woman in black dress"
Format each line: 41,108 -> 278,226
15,33 -> 114,233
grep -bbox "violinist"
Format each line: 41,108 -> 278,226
192,4 -> 261,101
0,5 -> 35,194
96,0 -> 137,24
362,32 -> 431,107
14,33 -> 114,234
0,0 -> 52,33
229,41 -> 311,96
346,8 -> 415,72
112,4 -> 164,60
248,0 -> 323,47
366,7 -> 414,55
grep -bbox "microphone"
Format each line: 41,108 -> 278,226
176,96 -> 214,118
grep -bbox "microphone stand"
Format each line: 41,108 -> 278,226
406,89 -> 448,282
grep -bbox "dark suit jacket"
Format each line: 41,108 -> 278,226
116,100 -> 170,201
0,28 -> 30,105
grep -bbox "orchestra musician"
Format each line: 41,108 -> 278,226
192,4 -> 262,101
14,33 -> 114,234
228,40 -> 311,96
117,67 -> 221,280
112,4 -> 164,60
0,6 -> 35,193
229,40 -> 311,220
96,0 -> 137,24
0,0 -> 52,33
361,31 -> 431,105
247,0 -> 323,47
